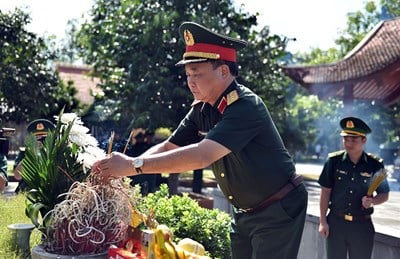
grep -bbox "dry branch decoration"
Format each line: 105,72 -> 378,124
43,175 -> 140,255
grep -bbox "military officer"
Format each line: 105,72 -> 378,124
318,117 -> 390,259
94,21 -> 308,259
13,119 -> 55,193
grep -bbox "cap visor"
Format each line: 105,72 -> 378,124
175,58 -> 208,66
340,132 -> 364,137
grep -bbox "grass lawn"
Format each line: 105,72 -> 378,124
0,194 -> 42,258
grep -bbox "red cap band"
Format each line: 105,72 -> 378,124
185,43 -> 237,62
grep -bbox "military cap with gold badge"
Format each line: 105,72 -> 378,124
26,119 -> 55,141
175,22 -> 248,66
340,117 -> 371,137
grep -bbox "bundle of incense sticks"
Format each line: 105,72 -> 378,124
367,168 -> 388,197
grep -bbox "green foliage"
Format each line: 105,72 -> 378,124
21,114 -> 87,231
139,184 -> 232,259
154,127 -> 172,141
0,194 -> 42,257
75,0 -> 289,137
0,8 -> 80,124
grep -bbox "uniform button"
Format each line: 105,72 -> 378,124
228,195 -> 233,200
220,173 -> 225,177
348,203 -> 352,206
364,179 -> 367,183
351,178 -> 354,181
349,190 -> 353,194
338,177 -> 341,180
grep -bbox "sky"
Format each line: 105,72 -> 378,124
0,0 -> 370,52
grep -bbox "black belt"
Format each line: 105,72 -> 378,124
237,174 -> 303,213
333,212 -> 371,222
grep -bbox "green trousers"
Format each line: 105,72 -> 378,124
230,184 -> 308,259
327,213 -> 375,259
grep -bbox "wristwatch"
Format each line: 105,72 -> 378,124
133,158 -> 144,174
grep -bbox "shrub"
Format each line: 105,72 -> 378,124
139,184 -> 232,259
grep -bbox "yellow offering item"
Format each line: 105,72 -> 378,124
367,169 -> 388,197
177,238 -> 206,256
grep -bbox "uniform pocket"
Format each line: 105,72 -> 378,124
280,184 -> 308,219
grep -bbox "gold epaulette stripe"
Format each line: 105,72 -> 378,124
328,150 -> 345,158
227,90 -> 239,105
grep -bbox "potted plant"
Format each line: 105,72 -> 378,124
20,112 -> 137,258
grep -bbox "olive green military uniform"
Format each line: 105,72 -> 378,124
318,150 -> 390,259
14,119 -> 55,193
0,155 -> 8,188
169,80 -> 308,259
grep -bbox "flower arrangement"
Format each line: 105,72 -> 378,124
22,112 -> 105,228
21,111 -> 142,255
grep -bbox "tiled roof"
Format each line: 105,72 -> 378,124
282,17 -> 400,105
57,63 -> 103,105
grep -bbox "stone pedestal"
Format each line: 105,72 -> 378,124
7,223 -> 35,258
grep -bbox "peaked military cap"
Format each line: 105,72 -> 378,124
27,119 -> 55,137
175,22 -> 248,66
340,117 -> 371,137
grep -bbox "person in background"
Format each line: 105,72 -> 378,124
94,21 -> 308,258
318,117 -> 390,259
0,155 -> 8,192
315,143 -> 322,160
13,119 -> 55,193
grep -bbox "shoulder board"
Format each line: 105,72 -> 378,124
367,153 -> 384,163
328,150 -> 345,158
217,90 -> 239,114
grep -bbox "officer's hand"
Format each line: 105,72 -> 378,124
362,196 -> 373,209
318,222 -> 329,238
93,152 -> 134,180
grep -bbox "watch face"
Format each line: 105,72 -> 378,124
134,158 -> 143,168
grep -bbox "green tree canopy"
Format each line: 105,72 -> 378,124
0,8 -> 80,124
75,0 -> 290,139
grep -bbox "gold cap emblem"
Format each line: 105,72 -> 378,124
346,120 -> 354,128
184,29 -> 195,46
36,123 -> 45,131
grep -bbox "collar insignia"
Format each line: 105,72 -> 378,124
184,29 -> 195,46
217,97 -> 227,114
360,172 -> 372,177
217,90 -> 239,114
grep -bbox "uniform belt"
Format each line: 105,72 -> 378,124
334,213 -> 371,222
238,174 -> 303,213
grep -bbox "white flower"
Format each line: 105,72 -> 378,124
78,146 -> 106,168
69,124 -> 98,147
54,112 -> 105,171
55,113 -> 83,125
